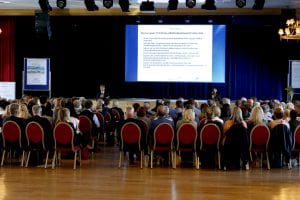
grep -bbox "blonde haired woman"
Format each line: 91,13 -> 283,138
19,103 -> 31,119
176,108 -> 197,130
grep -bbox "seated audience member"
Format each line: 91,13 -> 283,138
268,107 -> 292,168
261,103 -> 273,123
39,95 -> 53,117
19,103 -> 32,120
3,103 -> 26,148
136,107 -> 151,131
143,101 -> 155,118
56,108 -> 82,146
73,99 -> 83,115
222,106 -> 249,170
65,99 -> 78,118
118,106 -> 147,163
211,105 -> 224,125
164,99 -> 177,121
176,108 -> 197,130
53,97 -> 66,124
151,99 -> 163,113
111,99 -> 125,122
289,109 -> 300,135
80,99 -> 100,138
247,105 -> 266,133
27,105 -> 54,150
101,98 -> 111,118
148,105 -> 174,150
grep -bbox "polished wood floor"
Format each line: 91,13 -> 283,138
1,146 -> 300,200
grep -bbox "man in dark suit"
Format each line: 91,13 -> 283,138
27,105 -> 54,150
96,84 -> 110,100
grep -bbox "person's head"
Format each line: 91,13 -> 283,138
32,105 -> 42,116
125,106 -> 134,119
249,105 -> 264,125
57,108 -> 71,123
182,108 -> 195,123
100,84 -> 105,91
212,106 -> 221,118
290,109 -> 298,121
231,106 -> 244,123
273,107 -> 284,120
213,88 -> 218,93
39,95 -> 48,105
136,107 -> 146,118
9,103 -> 19,117
157,105 -> 167,117
84,99 -> 93,109
19,103 -> 30,118
112,99 -> 120,108
132,103 -> 140,112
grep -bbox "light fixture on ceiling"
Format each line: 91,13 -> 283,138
201,0 -> 216,10
186,0 -> 196,9
0,28 -> 2,34
119,0 -> 130,12
103,0 -> 113,9
168,0 -> 178,10
38,0 -> 52,12
56,0 -> 66,9
278,19 -> 300,40
84,0 -> 99,11
236,0 -> 246,8
278,12 -> 300,40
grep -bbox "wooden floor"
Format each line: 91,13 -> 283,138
1,146 -> 300,200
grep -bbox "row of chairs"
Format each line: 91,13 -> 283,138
118,122 -> 300,170
1,121 -> 81,169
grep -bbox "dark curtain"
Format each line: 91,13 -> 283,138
0,17 -> 15,81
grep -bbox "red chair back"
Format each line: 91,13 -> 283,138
2,121 -> 22,145
177,123 -> 197,148
120,122 -> 141,149
26,122 -> 44,148
111,109 -> 121,122
249,124 -> 270,148
96,112 -> 104,125
200,123 -> 221,149
153,123 -> 174,147
105,112 -> 111,123
78,115 -> 92,134
54,122 -> 74,146
293,126 -> 300,150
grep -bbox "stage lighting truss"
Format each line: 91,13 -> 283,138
57,0 -> 66,9
103,0 -> 113,9
186,0 -> 196,8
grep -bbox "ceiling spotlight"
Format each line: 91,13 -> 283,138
168,0 -> 178,10
119,0 -> 130,12
201,0 -> 216,10
103,0 -> 113,9
186,0 -> 196,8
236,0 -> 246,8
57,0 -> 66,9
84,0 -> 99,11
38,0 -> 52,12
252,0 -> 265,10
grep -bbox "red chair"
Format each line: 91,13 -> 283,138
78,115 -> 94,158
199,123 -> 221,169
95,112 -> 105,143
52,122 -> 81,169
25,121 -> 49,168
150,123 -> 175,169
249,124 -> 270,169
1,121 -> 25,166
292,126 -> 300,166
119,122 -> 143,168
176,123 -> 198,168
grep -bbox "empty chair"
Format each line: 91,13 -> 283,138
78,115 -> 94,158
52,122 -> 81,169
292,125 -> 300,166
25,121 -> 49,168
199,123 -> 221,169
119,122 -> 143,168
175,123 -> 198,168
249,124 -> 270,169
